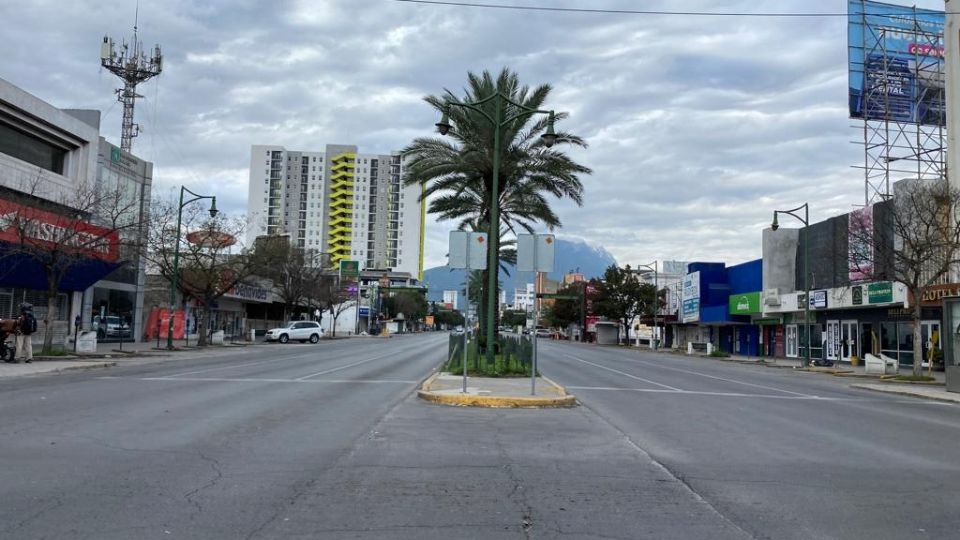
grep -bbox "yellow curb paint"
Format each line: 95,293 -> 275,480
417,390 -> 577,408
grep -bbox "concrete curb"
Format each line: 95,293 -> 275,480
849,383 -> 960,404
417,372 -> 577,408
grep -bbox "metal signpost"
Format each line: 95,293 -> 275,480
517,233 -> 555,395
449,231 -> 487,393
340,260 -> 361,335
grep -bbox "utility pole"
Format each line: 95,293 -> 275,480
100,12 -> 162,153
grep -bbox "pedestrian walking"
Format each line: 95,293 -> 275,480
15,303 -> 36,363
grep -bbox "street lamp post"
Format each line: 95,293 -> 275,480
771,203 -> 810,368
167,186 -> 218,350
435,95 -> 559,365
636,261 -> 659,351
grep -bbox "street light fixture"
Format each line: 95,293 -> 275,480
771,203 -> 810,368
635,261 -> 659,351
434,95 -> 560,365
167,185 -> 218,350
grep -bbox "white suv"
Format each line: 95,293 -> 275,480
265,321 -> 323,344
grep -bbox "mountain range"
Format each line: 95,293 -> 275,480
422,238 -> 617,309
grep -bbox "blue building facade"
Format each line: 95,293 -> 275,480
676,260 -> 762,356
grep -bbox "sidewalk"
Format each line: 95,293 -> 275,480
642,345 -> 948,383
418,372 -> 577,408
849,383 -> 960,404
0,338 -> 262,379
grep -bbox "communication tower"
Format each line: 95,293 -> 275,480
100,23 -> 162,153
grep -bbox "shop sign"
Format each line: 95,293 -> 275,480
681,271 -> 700,323
339,260 -> 360,279
868,282 -> 893,304
729,292 -> 761,315
224,282 -> 272,303
852,285 -> 863,306
0,199 -> 119,262
920,283 -> 960,306
810,290 -> 828,309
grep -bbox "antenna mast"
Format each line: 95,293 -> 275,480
100,17 -> 162,153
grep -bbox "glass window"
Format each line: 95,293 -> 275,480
0,122 -> 66,174
880,322 -> 898,352
898,322 -> 915,365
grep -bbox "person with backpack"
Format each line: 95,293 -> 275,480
16,303 -> 35,363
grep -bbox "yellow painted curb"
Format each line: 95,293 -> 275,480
417,390 -> 577,408
417,372 -> 577,408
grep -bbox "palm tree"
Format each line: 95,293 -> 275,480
404,68 -> 591,344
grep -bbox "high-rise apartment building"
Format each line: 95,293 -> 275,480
247,144 -> 425,277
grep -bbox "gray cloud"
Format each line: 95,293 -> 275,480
0,0 -> 944,269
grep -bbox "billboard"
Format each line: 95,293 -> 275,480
848,0 -> 945,126
681,271 -> 700,323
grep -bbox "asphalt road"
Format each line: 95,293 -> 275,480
540,340 -> 960,540
1,335 -> 957,539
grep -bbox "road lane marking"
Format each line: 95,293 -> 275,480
157,358 -> 282,378
135,377 -> 417,384
294,351 -> 396,380
565,355 -> 683,391
631,359 -> 814,397
566,386 -> 855,400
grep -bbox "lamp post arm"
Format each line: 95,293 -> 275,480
445,100 -> 497,127
774,203 -> 810,226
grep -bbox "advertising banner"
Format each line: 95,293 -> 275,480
681,271 -> 700,323
847,0 -> 945,126
848,205 -> 874,281
0,199 -> 120,262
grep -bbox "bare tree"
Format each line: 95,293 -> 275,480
144,193 -> 254,346
252,236 -> 328,321
325,278 -> 356,338
0,174 -> 143,353
849,179 -> 960,376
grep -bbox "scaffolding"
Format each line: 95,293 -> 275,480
852,3 -> 945,205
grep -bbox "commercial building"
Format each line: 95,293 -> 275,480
85,137 -> 152,341
442,289 -> 459,310
247,144 -> 425,278
0,77 -> 148,346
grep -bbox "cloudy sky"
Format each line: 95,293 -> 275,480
0,0 -> 945,269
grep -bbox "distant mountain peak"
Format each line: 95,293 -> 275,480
422,237 -> 617,307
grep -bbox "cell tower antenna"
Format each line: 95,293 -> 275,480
100,7 -> 161,153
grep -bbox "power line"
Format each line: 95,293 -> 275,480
393,0 -> 952,17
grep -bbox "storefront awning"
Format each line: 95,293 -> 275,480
0,248 -> 124,291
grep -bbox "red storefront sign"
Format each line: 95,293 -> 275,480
0,199 -> 120,262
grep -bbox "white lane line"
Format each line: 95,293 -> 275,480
294,351 -> 395,381
565,385 -> 868,401
566,355 -> 683,391
158,358 -> 281,378
632,358 -> 814,397
136,377 -> 416,384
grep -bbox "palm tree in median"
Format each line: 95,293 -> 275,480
404,68 -> 591,342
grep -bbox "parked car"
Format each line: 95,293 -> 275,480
535,328 -> 553,338
265,321 -> 323,343
92,316 -> 131,339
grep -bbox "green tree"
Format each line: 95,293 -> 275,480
592,265 -> 657,344
501,309 -> 527,329
382,291 -> 428,323
544,284 -> 582,329
404,68 -> 591,345
434,309 -> 464,329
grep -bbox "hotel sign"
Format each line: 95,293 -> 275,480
920,283 -> 960,307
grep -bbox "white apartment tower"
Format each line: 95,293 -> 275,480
248,144 -> 425,277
